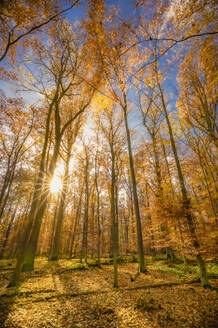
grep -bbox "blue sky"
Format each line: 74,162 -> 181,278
0,0 -> 188,137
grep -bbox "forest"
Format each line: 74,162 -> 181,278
0,0 -> 217,327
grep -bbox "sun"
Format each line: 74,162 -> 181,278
50,175 -> 62,194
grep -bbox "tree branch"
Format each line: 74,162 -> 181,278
0,0 -> 80,62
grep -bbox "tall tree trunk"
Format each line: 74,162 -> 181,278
21,139 -> 61,272
81,154 -> 89,264
156,74 -> 210,288
122,97 -> 146,273
8,100 -> 57,286
110,143 -> 119,287
95,176 -> 101,267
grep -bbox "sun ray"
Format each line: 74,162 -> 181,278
50,175 -> 62,194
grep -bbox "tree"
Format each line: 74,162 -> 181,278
95,106 -> 124,286
9,21 -> 99,286
0,0 -> 79,62
0,93 -> 34,223
49,108 -> 83,260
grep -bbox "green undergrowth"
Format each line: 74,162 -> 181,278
150,261 -> 218,279
1,256 -> 217,278
0,259 -> 14,269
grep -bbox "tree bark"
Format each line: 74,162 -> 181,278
122,96 -> 146,273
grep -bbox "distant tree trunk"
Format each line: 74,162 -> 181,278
50,149 -> 71,261
151,135 -> 163,199
90,198 -> 96,258
198,154 -> 217,225
122,95 -> 146,273
12,193 -> 32,258
145,182 -> 155,254
49,200 -> 59,258
69,190 -> 83,258
95,176 -> 101,267
115,183 -> 120,257
161,138 -> 175,197
128,185 -> 135,252
123,215 -> 129,254
0,163 -> 16,223
0,199 -> 19,259
81,151 -> 90,264
110,142 -> 119,287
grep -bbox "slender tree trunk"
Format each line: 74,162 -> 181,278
81,155 -> 89,264
152,135 -> 163,199
48,199 -> 59,258
21,140 -> 61,272
0,165 -> 16,223
156,74 -> 210,287
122,98 -> 146,273
8,100 -> 57,286
69,190 -> 83,258
12,194 -> 32,258
198,154 -> 217,225
145,182 -> 155,254
70,201 -> 81,258
115,183 -> 120,257
50,152 -> 70,260
0,196 -> 20,259
161,138 -> 175,197
95,177 -> 101,267
0,155 -> 13,224
110,143 -> 119,287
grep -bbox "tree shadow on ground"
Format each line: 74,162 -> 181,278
0,267 -> 20,328
53,261 -> 118,328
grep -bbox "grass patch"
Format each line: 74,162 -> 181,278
150,262 -> 198,279
0,259 -> 14,269
151,254 -> 166,262
150,261 -> 218,279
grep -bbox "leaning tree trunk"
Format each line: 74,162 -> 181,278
156,74 -> 210,288
21,139 -> 61,272
8,138 -> 60,287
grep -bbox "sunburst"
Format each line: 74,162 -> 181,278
50,175 -> 62,194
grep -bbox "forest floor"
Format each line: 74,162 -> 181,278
0,257 -> 217,328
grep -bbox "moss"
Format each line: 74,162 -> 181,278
152,254 -> 166,261
150,262 -> 199,279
